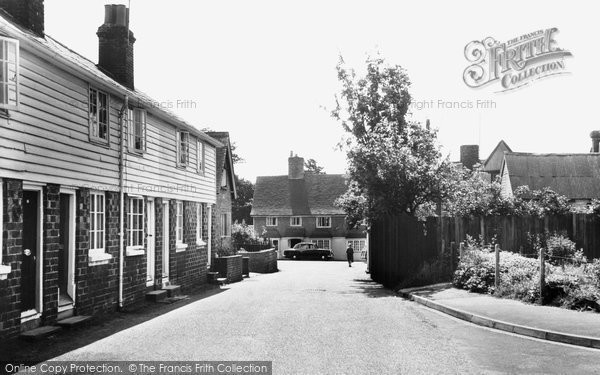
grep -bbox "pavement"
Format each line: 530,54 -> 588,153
27,261 -> 600,374
399,283 -> 600,349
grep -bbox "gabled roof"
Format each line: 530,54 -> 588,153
482,140 -> 512,172
0,10 -> 221,148
251,174 -> 348,216
502,152 -> 600,199
206,131 -> 237,199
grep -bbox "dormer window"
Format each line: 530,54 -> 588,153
89,87 -> 109,144
0,37 -> 19,110
128,108 -> 146,153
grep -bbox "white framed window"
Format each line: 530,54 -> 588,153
90,192 -> 106,253
0,37 -> 19,110
220,213 -> 230,237
197,139 -> 204,174
176,201 -> 184,243
196,203 -> 205,245
316,216 -> 331,228
128,108 -> 146,153
177,131 -> 190,167
0,180 -> 10,279
347,240 -> 366,252
290,217 -> 302,226
266,217 -> 277,226
127,197 -> 144,248
312,239 -> 330,249
89,87 -> 109,144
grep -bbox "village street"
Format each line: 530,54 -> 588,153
51,261 -> 600,374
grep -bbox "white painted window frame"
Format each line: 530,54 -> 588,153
266,217 -> 277,226
347,239 -> 366,252
311,239 -> 331,249
290,216 -> 302,227
316,216 -> 331,228
196,203 -> 206,246
126,196 -> 145,256
175,200 -> 187,251
197,139 -> 205,174
89,191 -> 112,264
0,37 -> 19,110
88,86 -> 110,145
220,213 -> 230,237
176,131 -> 190,168
128,108 -> 147,154
0,180 -> 10,279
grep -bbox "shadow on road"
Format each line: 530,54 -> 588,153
349,278 -> 396,298
0,285 -> 227,364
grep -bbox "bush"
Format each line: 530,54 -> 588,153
453,248 -> 495,293
546,234 -> 577,265
231,222 -> 264,250
495,252 -> 540,303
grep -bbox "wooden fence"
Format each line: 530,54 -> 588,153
369,214 -> 600,288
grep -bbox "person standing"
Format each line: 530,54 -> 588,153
346,244 -> 354,267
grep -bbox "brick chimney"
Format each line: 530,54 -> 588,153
288,151 -> 305,179
460,145 -> 480,170
97,4 -> 135,90
591,131 -> 600,153
0,0 -> 44,37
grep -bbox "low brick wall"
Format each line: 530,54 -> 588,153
213,255 -> 243,283
237,249 -> 278,273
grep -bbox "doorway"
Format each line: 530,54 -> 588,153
146,199 -> 155,287
21,188 -> 42,317
162,200 -> 169,286
289,238 -> 302,248
58,192 -> 76,309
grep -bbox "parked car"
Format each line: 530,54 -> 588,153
283,242 -> 333,260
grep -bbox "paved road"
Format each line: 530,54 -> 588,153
55,261 -> 600,374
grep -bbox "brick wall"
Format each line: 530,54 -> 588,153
122,194 -> 147,306
214,255 -> 243,283
0,179 -> 23,338
238,249 -> 278,273
74,189 -> 119,316
41,184 -> 60,325
153,198 -> 164,287
213,185 -> 233,254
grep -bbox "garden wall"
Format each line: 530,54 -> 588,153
238,249 -> 278,273
213,255 -> 243,283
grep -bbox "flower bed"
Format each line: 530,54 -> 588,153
453,235 -> 600,312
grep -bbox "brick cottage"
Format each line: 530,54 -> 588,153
0,1 -> 227,338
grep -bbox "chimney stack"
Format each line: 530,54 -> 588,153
97,4 -> 135,89
0,0 -> 44,37
460,145 -> 480,170
288,152 -> 305,179
591,131 -> 600,153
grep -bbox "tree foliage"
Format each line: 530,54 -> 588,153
332,55 -> 451,226
232,174 -> 254,224
304,158 -> 325,174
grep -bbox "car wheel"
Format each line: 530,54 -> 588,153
293,255 -> 297,260
321,255 -> 325,260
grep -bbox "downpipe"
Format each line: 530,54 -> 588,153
118,95 -> 129,309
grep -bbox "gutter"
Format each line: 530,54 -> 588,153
118,95 -> 129,308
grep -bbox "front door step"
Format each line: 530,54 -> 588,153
56,316 -> 92,329
145,290 -> 167,302
161,284 -> 181,297
20,326 -> 62,341
57,307 -> 74,321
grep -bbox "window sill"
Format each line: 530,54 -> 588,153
197,239 -> 207,247
127,149 -> 146,156
0,264 -> 11,280
126,247 -> 145,257
89,252 -> 113,266
176,243 -> 188,252
89,137 -> 110,148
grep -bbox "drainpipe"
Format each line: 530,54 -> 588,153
118,95 -> 129,309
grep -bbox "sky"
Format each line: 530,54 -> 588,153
45,0 -> 600,182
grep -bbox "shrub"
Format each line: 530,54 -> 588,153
495,252 -> 540,302
453,248 -> 495,293
231,222 -> 264,250
546,233 -> 577,265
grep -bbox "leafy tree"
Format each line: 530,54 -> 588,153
305,158 -> 325,174
332,55 -> 451,226
232,175 -> 254,224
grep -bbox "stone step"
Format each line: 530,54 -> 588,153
145,290 -> 168,302
207,271 -> 220,282
56,315 -> 92,328
20,326 -> 62,341
57,307 -> 74,321
216,277 -> 228,286
161,284 -> 181,297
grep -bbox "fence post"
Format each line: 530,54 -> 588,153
459,242 -> 464,258
494,244 -> 500,293
539,247 -> 545,304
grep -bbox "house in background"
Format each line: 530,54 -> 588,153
251,152 -> 366,260
500,132 -> 600,209
0,1 -> 219,339
481,140 -> 512,180
205,131 -> 237,260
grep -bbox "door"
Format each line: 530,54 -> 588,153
21,191 -> 39,312
58,193 -> 75,307
162,201 -> 169,285
146,200 -> 155,287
